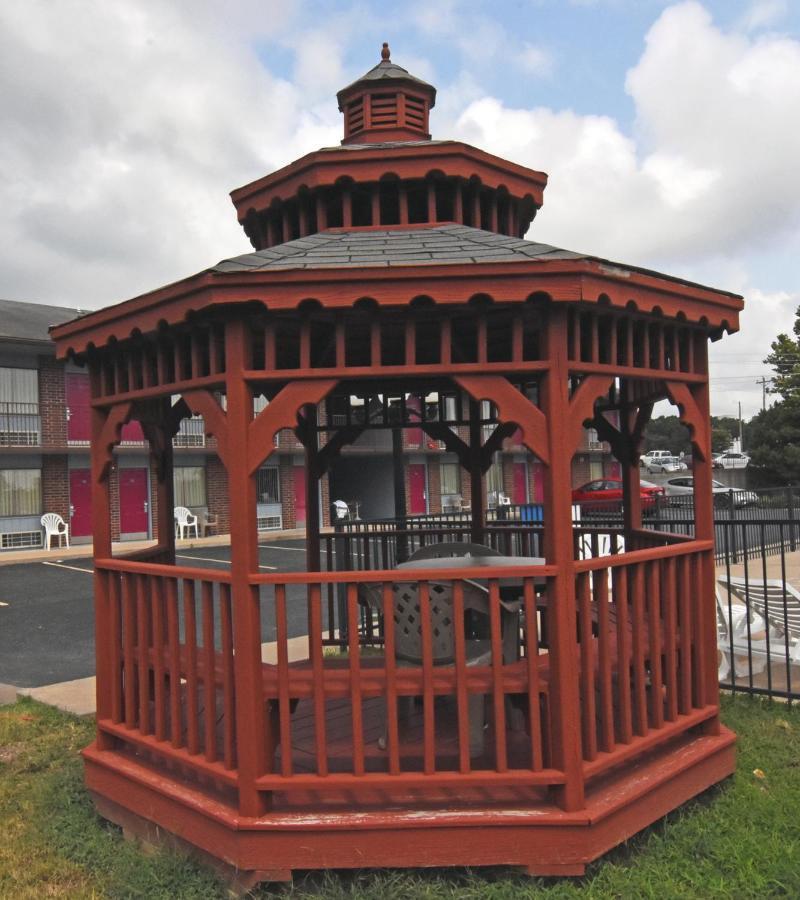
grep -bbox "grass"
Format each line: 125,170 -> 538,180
0,696 -> 799,898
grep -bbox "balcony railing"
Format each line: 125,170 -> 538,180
172,417 -> 206,448
0,402 -> 41,446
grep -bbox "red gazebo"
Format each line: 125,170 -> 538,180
52,44 -> 740,887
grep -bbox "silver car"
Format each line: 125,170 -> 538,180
646,455 -> 688,474
664,476 -> 757,507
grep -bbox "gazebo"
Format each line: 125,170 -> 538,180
51,44 -> 741,886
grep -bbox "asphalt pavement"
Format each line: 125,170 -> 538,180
0,540 -> 312,688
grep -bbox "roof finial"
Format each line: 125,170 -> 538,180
381,42 -> 390,61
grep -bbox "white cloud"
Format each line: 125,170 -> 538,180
516,43 -> 554,77
739,0 -> 788,31
0,0 -> 340,307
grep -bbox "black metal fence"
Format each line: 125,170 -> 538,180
328,486 -> 800,702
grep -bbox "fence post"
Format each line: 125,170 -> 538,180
788,486 -> 796,553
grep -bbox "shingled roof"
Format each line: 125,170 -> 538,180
0,298 -> 83,344
212,224 -> 585,272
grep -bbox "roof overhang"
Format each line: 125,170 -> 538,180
51,258 -> 743,361
230,141 -> 548,221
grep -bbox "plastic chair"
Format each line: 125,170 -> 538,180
41,513 -> 69,550
361,579 -> 491,756
174,506 -> 199,539
333,500 -> 351,521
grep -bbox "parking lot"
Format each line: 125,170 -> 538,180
0,540 -> 310,688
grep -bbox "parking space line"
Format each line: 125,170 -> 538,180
176,554 -> 276,571
42,561 -> 94,574
258,545 -> 306,552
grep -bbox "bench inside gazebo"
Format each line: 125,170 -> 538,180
50,44 -> 739,888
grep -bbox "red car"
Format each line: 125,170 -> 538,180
571,479 -> 665,511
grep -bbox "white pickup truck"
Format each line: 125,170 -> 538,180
641,450 -> 688,474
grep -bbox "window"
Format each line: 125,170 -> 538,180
0,469 -> 41,517
440,460 -> 460,497
257,466 -> 280,504
486,460 -> 504,504
173,466 -> 207,507
0,367 -> 40,446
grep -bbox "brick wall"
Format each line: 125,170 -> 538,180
110,465 -> 120,542
279,458 -> 296,529
206,455 -> 230,534
39,357 -> 66,446
41,455 -> 69,522
320,471 -> 331,527
427,456 -> 442,513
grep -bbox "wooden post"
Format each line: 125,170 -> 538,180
468,398 -> 485,545
621,380 -> 644,538
689,345 -> 721,732
541,306 -> 585,811
392,426 -> 408,562
225,317 -> 269,817
90,384 -> 115,749
342,186 -> 353,228
153,413 -> 175,561
303,406 -> 321,573
427,181 -> 437,223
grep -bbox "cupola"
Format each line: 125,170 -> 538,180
336,43 -> 436,144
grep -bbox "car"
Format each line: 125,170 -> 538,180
713,451 -> 750,469
663,476 -> 758,507
645,454 -> 688,474
572,478 -> 665,512
641,450 -> 672,467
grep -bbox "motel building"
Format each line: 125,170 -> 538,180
1,315 -> 618,552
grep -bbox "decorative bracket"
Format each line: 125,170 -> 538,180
455,375 -> 550,465
567,375 -> 615,456
248,380 -> 337,474
94,402 -> 134,483
665,381 -> 708,462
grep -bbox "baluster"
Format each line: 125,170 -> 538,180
647,562 -> 664,730
202,581 -> 217,762
613,567 -> 632,743
183,581 -> 200,754
663,557 -> 679,721
136,575 -> 151,734
346,583 -> 365,775
109,573 -> 123,724
488,579 -> 507,771
309,584 -> 329,775
220,583 -> 236,769
578,572 -> 597,760
595,568 -> 615,753
166,578 -> 182,749
523,579 -> 544,770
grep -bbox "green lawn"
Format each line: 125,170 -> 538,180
1,695 -> 798,898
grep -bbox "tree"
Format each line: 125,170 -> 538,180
643,416 -> 691,455
745,304 -> 800,485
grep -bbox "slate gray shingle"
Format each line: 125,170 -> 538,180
211,224 -> 589,273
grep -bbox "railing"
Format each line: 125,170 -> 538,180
94,559 -> 237,791
172,417 -> 206,448
249,566 -> 561,795
0,401 -> 41,446
574,541 -> 716,781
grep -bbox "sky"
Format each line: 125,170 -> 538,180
1,0 -> 799,418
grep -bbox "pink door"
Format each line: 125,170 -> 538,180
121,417 -> 145,443
293,466 -> 307,525
69,469 -> 93,537
119,468 -> 149,535
513,462 -> 528,505
531,462 -> 544,503
408,464 -> 427,514
66,373 -> 90,442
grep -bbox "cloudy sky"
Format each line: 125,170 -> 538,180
2,0 -> 799,418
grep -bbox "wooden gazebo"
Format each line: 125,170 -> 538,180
51,44 -> 741,886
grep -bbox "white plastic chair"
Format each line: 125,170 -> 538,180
41,513 -> 69,550
333,500 -> 351,521
174,506 -> 199,539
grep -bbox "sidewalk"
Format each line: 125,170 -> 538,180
10,635 -> 314,717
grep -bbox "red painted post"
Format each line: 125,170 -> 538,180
468,398 -> 485,545
541,306 -> 585,811
225,318 -> 270,816
90,387 -> 115,750
689,345 -> 721,733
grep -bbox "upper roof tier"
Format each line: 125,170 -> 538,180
230,45 -> 548,251
336,43 -> 436,145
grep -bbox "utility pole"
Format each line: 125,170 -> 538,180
756,376 -> 769,412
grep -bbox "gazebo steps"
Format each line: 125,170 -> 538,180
83,723 -> 735,888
